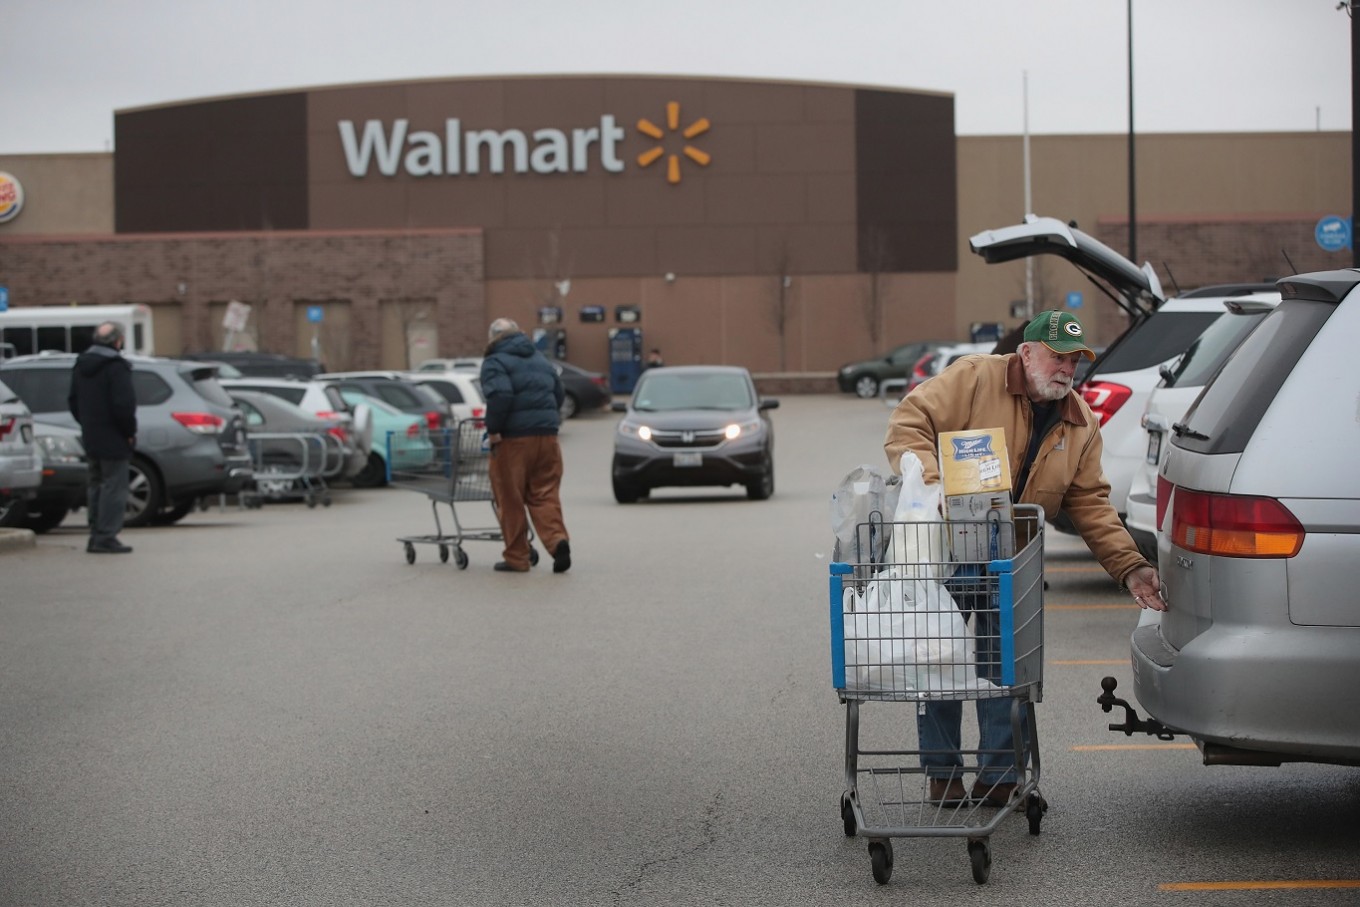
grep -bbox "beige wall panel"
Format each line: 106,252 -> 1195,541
655,225 -> 758,276
755,224 -> 856,275
704,174 -> 807,225
486,226 -> 658,279
294,300 -> 352,370
505,178 -> 608,227
406,179 -> 509,229
755,123 -> 855,174
604,174 -> 709,227
0,153 -> 113,235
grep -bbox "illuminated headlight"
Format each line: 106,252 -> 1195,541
619,422 -> 653,441
36,433 -> 85,464
724,419 -> 761,440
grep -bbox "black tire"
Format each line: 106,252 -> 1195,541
1026,793 -> 1047,836
746,457 -> 774,501
404,542 -> 416,564
853,374 -> 879,398
840,796 -> 856,837
559,392 -> 579,420
352,452 -> 388,488
529,547 -> 540,566
968,840 -> 991,885
0,492 -> 28,528
150,498 -> 196,526
613,475 -> 640,504
455,548 -> 469,569
123,458 -> 163,528
439,545 -> 450,563
868,841 -> 893,885
23,501 -> 70,534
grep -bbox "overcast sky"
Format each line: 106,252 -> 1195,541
1,0 -> 1351,155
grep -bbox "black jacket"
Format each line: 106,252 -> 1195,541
68,346 -> 138,460
480,333 -> 563,438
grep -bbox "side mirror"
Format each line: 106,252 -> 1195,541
759,398 -> 780,411
611,401 -> 629,412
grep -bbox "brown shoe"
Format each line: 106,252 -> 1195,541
927,778 -> 969,804
971,780 -> 1016,807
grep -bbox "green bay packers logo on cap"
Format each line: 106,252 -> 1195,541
0,172 -> 24,224
1063,319 -> 1082,337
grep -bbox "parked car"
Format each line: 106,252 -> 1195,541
333,390 -> 436,486
227,389 -> 362,484
23,421 -> 87,533
315,371 -> 452,434
0,376 -> 42,528
1123,294 -> 1279,561
837,341 -> 949,398
969,214 -> 1277,531
611,365 -> 778,503
0,354 -> 252,526
550,359 -> 611,419
404,370 -> 486,424
1111,268 -> 1360,767
220,377 -> 373,483
416,357 -> 482,373
181,351 -> 325,379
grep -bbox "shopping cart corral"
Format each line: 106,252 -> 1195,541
388,420 -> 538,568
241,431 -> 341,508
829,505 -> 1047,885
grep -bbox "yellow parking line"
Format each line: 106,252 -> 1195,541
1050,659 -> 1124,665
1160,881 -> 1360,891
1071,743 -> 1196,751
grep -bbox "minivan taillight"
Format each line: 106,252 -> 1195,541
1170,487 -> 1304,558
172,412 -> 225,434
1079,381 -> 1133,426
0,416 -> 14,440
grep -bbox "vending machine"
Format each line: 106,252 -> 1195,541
608,327 -> 644,394
532,327 -> 568,360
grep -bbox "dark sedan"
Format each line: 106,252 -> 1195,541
836,340 -> 948,398
22,421 -> 87,533
550,359 -> 612,419
610,365 -> 777,503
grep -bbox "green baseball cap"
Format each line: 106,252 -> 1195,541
1022,310 -> 1096,361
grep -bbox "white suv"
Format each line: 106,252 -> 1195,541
970,215 -> 1275,533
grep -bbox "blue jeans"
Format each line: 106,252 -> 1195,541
915,564 -> 1030,784
87,458 -> 129,544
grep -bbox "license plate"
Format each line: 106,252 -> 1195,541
1145,430 -> 1162,465
673,451 -> 702,468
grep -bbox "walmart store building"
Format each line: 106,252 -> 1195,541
0,74 -> 1349,382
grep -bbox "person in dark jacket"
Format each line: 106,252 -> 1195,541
479,318 -> 572,573
67,322 -> 138,553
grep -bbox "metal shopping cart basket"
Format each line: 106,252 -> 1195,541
387,419 -> 538,569
240,431 -> 342,509
828,504 -> 1046,885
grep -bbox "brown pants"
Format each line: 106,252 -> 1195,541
488,435 -> 569,570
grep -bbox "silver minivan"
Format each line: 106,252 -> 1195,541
1112,269 -> 1360,766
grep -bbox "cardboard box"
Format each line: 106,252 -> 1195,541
944,491 -> 1016,561
939,428 -> 1012,494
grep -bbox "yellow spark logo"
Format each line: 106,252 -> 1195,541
636,102 -> 711,185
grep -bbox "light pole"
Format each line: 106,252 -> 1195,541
1128,0 -> 1137,264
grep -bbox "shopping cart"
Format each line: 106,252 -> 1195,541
388,419 -> 538,569
240,431 -> 341,508
828,504 -> 1046,885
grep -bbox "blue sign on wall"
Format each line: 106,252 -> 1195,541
1065,291 -> 1083,309
0,286 -> 8,311
1315,215 -> 1352,253
306,305 -> 324,323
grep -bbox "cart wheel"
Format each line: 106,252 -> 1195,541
840,795 -> 856,837
1026,793 -> 1048,836
968,839 -> 991,885
404,542 -> 416,565
439,545 -> 450,564
322,495 -> 332,508
306,495 -> 317,509
529,548 -> 540,566
455,548 -> 469,570
868,841 -> 893,885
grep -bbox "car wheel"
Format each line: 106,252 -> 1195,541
22,501 -> 70,534
123,458 -> 164,528
746,458 -> 774,500
0,492 -> 27,528
612,476 -> 640,504
559,392 -> 579,420
151,498 -> 197,526
352,452 -> 389,488
854,374 -> 879,398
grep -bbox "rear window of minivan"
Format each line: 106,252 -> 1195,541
1093,311 -> 1221,375
1175,300 -> 1335,455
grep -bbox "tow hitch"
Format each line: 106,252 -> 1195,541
1096,677 -> 1177,740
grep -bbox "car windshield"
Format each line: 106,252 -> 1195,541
1093,311 -> 1221,376
632,372 -> 753,412
1164,310 -> 1269,388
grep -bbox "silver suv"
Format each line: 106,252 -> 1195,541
0,376 -> 42,527
1107,269 -> 1360,766
0,354 -> 253,527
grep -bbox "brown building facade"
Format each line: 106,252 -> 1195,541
0,74 -> 1351,376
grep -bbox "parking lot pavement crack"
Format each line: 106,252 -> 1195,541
611,790 -> 724,907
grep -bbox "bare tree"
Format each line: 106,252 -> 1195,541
769,241 -> 793,371
859,227 -> 891,349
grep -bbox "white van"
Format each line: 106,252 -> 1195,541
0,304 -> 155,359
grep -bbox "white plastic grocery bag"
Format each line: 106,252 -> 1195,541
830,464 -> 901,563
890,451 -> 948,577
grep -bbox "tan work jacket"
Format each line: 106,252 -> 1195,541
884,353 -> 1150,586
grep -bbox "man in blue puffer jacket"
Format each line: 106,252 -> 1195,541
479,318 -> 572,573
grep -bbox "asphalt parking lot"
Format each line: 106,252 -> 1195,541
3,395 -> 1357,906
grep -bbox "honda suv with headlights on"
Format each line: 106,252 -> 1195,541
611,366 -> 778,503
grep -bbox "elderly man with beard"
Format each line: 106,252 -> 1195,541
884,309 -> 1161,808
